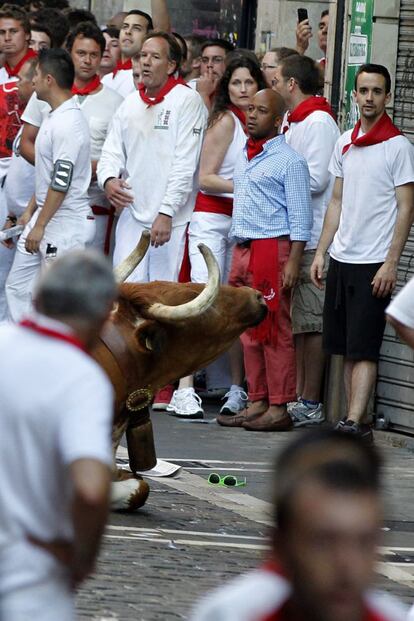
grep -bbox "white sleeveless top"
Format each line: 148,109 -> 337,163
202,110 -> 247,200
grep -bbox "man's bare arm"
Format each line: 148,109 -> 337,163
372,183 -> 414,298
20,122 -> 39,165
25,188 -> 66,253
310,176 -> 343,289
151,0 -> 170,31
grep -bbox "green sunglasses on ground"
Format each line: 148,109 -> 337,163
208,472 -> 247,487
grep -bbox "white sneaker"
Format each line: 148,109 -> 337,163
290,400 -> 325,427
220,385 -> 248,416
167,388 -> 204,419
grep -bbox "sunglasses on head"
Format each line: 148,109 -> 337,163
208,472 -> 247,487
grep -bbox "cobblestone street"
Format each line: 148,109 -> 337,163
76,408 -> 414,620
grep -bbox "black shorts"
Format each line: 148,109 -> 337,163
323,258 -> 390,362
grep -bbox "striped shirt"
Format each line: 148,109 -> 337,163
230,134 -> 312,243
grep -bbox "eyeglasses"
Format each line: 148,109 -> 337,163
208,473 -> 247,487
261,63 -> 277,71
201,56 -> 224,64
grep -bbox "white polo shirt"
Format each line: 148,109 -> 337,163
329,131 -> 414,263
285,110 -> 340,250
4,127 -> 34,218
0,314 -> 113,594
35,97 -> 91,218
21,91 -> 50,127
102,68 -> 135,98
74,85 -> 123,209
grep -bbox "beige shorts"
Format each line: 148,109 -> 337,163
291,249 -> 329,335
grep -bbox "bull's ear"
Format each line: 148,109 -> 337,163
134,320 -> 167,354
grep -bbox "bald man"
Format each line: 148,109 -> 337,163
218,89 -> 312,432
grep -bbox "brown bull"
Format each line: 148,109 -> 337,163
92,232 -> 267,511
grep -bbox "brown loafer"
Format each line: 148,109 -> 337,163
217,406 -> 267,428
243,409 -> 293,432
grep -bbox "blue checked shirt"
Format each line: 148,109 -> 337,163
231,134 -> 313,243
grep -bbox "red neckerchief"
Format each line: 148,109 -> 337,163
284,96 -> 336,132
227,103 -> 246,130
20,319 -> 87,353
342,112 -> 402,155
71,74 -> 101,96
5,48 -> 37,78
246,136 -> 268,161
248,239 -> 280,347
138,75 -> 181,107
112,58 -> 132,78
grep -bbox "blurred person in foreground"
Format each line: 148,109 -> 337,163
191,429 -> 408,621
0,250 -> 116,620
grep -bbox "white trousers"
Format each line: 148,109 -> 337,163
189,212 -> 234,285
6,214 -> 96,322
0,181 -> 14,322
0,579 -> 74,621
189,211 -> 234,389
113,208 -> 186,283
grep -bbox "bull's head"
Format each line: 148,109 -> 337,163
94,232 -> 267,407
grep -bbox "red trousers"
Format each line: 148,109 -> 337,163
229,242 -> 296,405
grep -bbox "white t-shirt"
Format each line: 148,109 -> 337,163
74,85 -> 123,208
97,84 -> 207,227
285,110 -> 340,249
21,91 -> 50,127
102,68 -> 135,99
0,68 -> 16,86
4,127 -> 35,218
0,314 -> 113,594
35,98 -> 91,218
191,566 -> 408,621
329,131 -> 414,263
386,277 -> 414,328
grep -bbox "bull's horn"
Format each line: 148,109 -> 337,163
113,230 -> 151,283
145,244 -> 220,322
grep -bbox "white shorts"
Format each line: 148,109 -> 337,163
113,208 -> 186,283
188,212 -> 234,284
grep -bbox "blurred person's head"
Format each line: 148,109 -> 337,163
100,27 -> 120,77
139,31 -> 181,95
181,33 -> 205,80
25,0 -> 43,11
31,8 -> 69,48
246,88 -> 285,139
200,38 -> 234,80
354,64 -> 391,125
119,10 -> 153,60
29,23 -> 52,51
261,47 -> 298,87
318,9 -> 329,55
272,429 -> 382,621
210,55 -> 266,128
0,5 -> 31,60
16,53 -> 37,101
63,8 -> 97,31
34,249 -> 117,350
273,54 -> 321,109
172,31 -> 187,76
66,21 -> 105,85
106,11 -> 127,30
34,47 -> 73,101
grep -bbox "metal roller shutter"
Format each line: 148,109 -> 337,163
376,0 -> 414,433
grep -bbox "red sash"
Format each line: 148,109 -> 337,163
248,239 -> 280,346
91,205 -> 116,256
342,112 -> 402,155
284,96 -> 335,132
71,74 -> 101,95
194,192 -> 233,217
178,225 -> 191,283
112,58 -> 132,77
20,319 -> 87,353
137,75 -> 182,107
246,137 -> 268,161
5,48 -> 37,78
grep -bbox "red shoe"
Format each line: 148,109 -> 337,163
152,384 -> 175,411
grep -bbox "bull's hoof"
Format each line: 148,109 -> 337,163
110,476 -> 150,512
